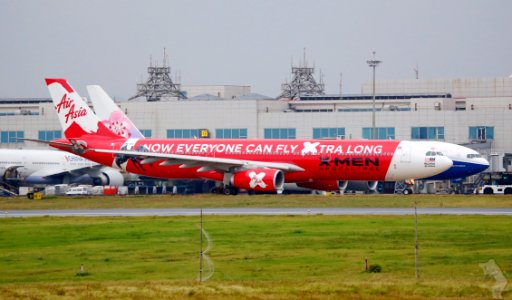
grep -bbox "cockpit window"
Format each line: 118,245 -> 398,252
467,153 -> 482,159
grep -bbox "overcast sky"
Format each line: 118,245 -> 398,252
1,0 -> 511,99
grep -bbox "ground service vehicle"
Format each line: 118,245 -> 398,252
474,172 -> 512,194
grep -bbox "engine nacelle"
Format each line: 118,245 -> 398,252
92,169 -> 124,186
231,168 -> 284,192
297,180 -> 348,191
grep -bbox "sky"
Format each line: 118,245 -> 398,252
1,0 -> 511,99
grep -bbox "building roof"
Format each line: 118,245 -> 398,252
300,93 -> 452,101
189,93 -> 222,100
237,93 -> 272,100
0,98 -> 52,104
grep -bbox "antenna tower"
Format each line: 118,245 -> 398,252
129,49 -> 186,101
278,49 -> 325,99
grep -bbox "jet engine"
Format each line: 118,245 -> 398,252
297,180 -> 349,191
92,169 -> 124,186
231,168 -> 284,192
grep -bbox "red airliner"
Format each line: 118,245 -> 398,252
43,78 -> 453,194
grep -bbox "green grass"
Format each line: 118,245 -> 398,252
1,193 -> 512,210
0,215 -> 510,299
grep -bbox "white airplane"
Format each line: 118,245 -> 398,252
0,149 -> 124,187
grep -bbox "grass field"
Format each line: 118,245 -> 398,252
1,193 -> 512,210
0,214 -> 510,299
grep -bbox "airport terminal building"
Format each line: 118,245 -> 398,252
1,76 -> 512,192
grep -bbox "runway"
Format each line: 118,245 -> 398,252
2,207 -> 512,218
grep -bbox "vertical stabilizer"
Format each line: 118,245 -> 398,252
87,85 -> 145,139
45,78 -> 122,140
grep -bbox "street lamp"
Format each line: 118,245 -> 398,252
367,51 -> 382,139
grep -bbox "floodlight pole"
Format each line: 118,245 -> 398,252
367,52 -> 381,139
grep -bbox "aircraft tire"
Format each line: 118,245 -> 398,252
223,187 -> 232,195
223,187 -> 239,196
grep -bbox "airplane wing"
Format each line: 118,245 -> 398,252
21,138 -> 73,148
92,148 -> 305,172
29,164 -> 104,178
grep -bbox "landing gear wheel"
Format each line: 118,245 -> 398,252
403,188 -> 413,195
223,187 -> 239,196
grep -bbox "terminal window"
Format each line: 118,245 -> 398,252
1,131 -> 24,143
264,128 -> 296,139
38,130 -> 62,141
362,127 -> 395,140
313,127 -> 345,139
140,129 -> 152,138
411,127 -> 444,140
469,126 -> 494,141
167,129 -> 202,139
216,128 -> 248,139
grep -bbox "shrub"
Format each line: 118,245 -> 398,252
367,264 -> 382,273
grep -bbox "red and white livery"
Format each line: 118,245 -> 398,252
45,78 -> 454,194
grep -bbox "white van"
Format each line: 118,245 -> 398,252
65,186 -> 90,196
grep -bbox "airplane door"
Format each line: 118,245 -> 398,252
399,143 -> 411,163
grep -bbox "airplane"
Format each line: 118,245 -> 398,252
0,149 -> 124,189
40,78 -> 456,195
86,84 -> 489,194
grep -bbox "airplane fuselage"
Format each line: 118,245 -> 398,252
52,137 -> 453,183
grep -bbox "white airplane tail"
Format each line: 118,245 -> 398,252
45,78 -> 123,140
87,85 -> 145,139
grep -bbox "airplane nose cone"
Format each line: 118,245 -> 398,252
437,156 -> 453,173
476,158 -> 490,172
482,158 -> 490,167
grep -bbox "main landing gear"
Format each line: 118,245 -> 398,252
211,185 -> 239,195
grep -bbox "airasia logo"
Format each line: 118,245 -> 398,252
55,94 -> 87,124
249,171 -> 267,189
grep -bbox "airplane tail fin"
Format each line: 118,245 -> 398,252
87,85 -> 145,139
45,78 -> 123,140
